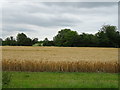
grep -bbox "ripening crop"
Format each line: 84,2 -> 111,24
2,46 -> 119,73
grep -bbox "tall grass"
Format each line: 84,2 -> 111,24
2,71 -> 12,85
2,59 -> 119,73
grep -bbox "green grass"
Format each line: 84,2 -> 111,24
3,72 -> 119,88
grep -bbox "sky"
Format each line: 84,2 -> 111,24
1,1 -> 118,40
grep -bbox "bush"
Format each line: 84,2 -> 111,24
2,72 -> 12,85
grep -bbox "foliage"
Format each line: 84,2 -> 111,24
53,29 -> 79,47
96,25 -> 120,47
2,36 -> 17,46
77,33 -> 99,47
43,38 -> 54,46
17,33 -> 33,46
32,38 -> 38,44
0,38 -> 2,46
2,25 -> 120,47
53,25 -> 120,47
2,33 -> 38,46
2,72 -> 12,85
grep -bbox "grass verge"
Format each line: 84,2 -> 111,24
3,72 -> 119,88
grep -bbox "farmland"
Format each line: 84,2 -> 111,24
2,46 -> 119,73
2,46 -> 118,62
1,46 -> 119,88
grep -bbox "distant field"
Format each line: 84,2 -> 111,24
2,46 -> 119,73
2,46 -> 118,62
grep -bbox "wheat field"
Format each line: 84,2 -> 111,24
2,46 -> 119,73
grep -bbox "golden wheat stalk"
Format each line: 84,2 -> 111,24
2,59 -> 119,73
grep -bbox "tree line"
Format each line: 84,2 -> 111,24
1,33 -> 38,46
1,25 -> 120,47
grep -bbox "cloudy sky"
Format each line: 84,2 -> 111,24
1,1 -> 118,40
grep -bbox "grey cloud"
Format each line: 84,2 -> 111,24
3,14 -> 82,27
2,24 -> 33,33
2,24 -> 35,39
25,2 -> 117,15
3,2 -> 116,28
3,4 -> 83,27
2,2 -> 118,40
42,2 -> 117,8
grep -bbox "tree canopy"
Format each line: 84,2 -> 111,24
53,29 -> 79,47
2,25 -> 120,47
2,33 -> 38,46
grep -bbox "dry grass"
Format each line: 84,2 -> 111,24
2,46 -> 119,73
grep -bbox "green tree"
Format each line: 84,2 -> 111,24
43,38 -> 54,46
0,38 -> 2,46
9,36 -> 17,46
17,33 -> 27,46
96,25 -> 120,47
16,33 -> 32,46
32,38 -> 38,44
78,33 -> 99,47
53,29 -> 79,47
3,36 -> 17,46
